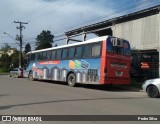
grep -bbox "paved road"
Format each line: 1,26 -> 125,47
0,75 -> 159,124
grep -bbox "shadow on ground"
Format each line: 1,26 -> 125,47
0,94 -> 9,97
0,96 -> 148,110
34,80 -> 142,92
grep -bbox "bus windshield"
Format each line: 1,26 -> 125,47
106,37 -> 131,56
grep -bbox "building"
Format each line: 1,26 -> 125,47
0,48 -> 16,57
6,48 -> 17,56
0,51 -> 4,57
65,5 -> 160,78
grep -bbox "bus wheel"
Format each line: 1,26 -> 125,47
29,71 -> 34,81
67,73 -> 76,87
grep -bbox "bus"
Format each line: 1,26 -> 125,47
24,35 -> 131,87
131,49 -> 159,81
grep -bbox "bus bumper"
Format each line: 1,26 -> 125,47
101,78 -> 131,85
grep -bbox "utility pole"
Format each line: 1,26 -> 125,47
14,21 -> 28,68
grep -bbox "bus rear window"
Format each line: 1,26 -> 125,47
107,38 -> 131,56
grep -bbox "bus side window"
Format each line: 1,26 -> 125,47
51,50 -> 56,60
82,44 -> 92,58
38,52 -> 42,61
92,43 -> 101,57
35,53 -> 38,61
42,52 -> 47,60
47,51 -> 51,60
62,48 -> 68,59
68,47 -> 75,59
31,54 -> 35,61
56,49 -> 62,59
75,46 -> 82,58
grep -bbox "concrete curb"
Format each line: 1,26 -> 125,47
0,73 -> 9,75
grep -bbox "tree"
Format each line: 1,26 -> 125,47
0,44 -> 11,52
24,43 -> 31,54
0,53 -> 11,72
10,50 -> 19,68
35,30 -> 54,50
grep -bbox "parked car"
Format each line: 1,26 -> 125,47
142,78 -> 160,98
9,68 -> 23,78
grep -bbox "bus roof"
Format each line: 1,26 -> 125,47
27,36 -> 109,55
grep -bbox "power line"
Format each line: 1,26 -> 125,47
51,1 -> 159,35
53,2 -> 159,35
17,2 -> 53,21
10,1 -> 158,45
28,0 -> 75,23
3,0 -> 59,35
3,0 -> 159,48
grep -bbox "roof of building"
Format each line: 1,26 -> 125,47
0,51 -> 4,54
65,5 -> 160,37
8,48 -> 17,51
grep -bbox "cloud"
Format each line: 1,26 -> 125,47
0,0 -> 159,49
10,0 -> 115,39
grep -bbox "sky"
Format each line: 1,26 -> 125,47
0,0 -> 159,50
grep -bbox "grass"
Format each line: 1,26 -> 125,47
0,68 -> 9,74
0,72 -> 9,74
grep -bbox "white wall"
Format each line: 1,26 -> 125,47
112,14 -> 159,50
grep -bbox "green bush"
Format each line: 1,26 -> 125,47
0,67 -> 10,73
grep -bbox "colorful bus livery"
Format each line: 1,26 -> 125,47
24,35 -> 131,86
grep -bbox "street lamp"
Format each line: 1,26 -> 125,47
3,32 -> 22,68
4,32 -> 20,46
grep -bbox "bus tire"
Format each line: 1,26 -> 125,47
67,73 -> 76,87
28,71 -> 35,81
